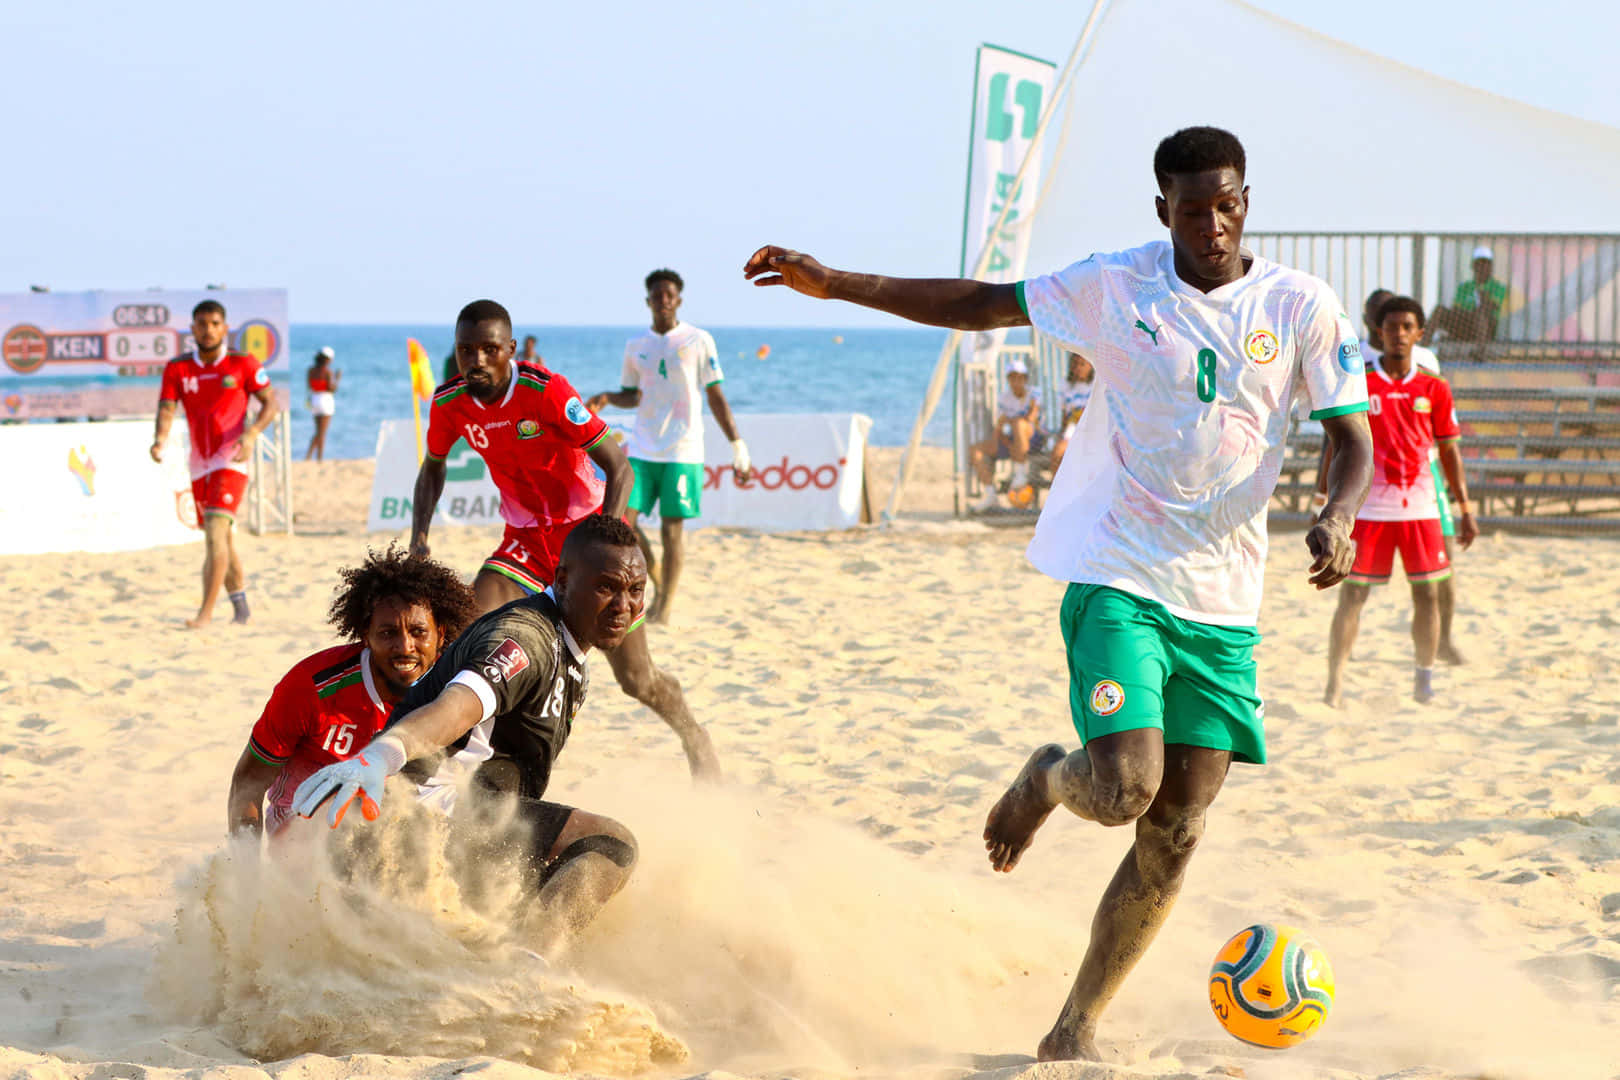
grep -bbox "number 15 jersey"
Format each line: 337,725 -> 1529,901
1020,241 -> 1367,627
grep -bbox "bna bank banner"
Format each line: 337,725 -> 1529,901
961,44 -> 1056,369
0,288 -> 289,380
0,419 -> 201,554
368,413 -> 873,534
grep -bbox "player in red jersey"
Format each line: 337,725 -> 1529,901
226,546 -> 478,837
409,300 -> 720,780
150,300 -> 280,629
1323,296 -> 1478,706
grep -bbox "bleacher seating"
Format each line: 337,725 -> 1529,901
1276,375 -> 1620,531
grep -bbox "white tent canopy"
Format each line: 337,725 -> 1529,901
1025,0 -> 1620,275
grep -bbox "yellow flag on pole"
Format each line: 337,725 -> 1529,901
407,338 -> 434,463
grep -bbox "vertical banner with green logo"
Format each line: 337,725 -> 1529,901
960,44 -> 1056,368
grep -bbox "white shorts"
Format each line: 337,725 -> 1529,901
309,391 -> 336,417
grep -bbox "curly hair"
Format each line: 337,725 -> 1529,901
327,544 -> 479,643
1153,126 -> 1246,191
645,268 -> 684,294
1376,295 -> 1426,328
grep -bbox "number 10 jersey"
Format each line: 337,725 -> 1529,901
1019,241 -> 1367,627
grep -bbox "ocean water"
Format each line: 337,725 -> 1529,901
281,324 -> 996,461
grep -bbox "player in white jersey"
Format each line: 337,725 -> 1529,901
587,268 -> 752,624
744,127 -> 1373,1060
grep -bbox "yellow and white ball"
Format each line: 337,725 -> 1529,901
1208,923 -> 1335,1049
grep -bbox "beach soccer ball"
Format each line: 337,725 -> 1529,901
1006,484 -> 1036,509
1208,923 -> 1335,1049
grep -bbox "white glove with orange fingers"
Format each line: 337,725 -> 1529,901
291,734 -> 408,828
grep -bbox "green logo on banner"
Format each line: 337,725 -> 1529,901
986,74 -> 1042,143
444,440 -> 486,482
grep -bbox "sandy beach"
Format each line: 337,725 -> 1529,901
2,446 -> 1618,1080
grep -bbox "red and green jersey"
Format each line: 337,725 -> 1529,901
1360,364 -> 1460,522
158,351 -> 269,480
249,643 -> 389,834
426,361 -> 610,528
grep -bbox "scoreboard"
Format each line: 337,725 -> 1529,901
0,290 -> 288,380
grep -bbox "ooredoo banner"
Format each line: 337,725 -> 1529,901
0,419 -> 201,554
367,412 -> 872,534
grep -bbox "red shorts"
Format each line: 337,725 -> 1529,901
1348,518 -> 1451,585
191,469 -> 249,527
481,520 -> 579,594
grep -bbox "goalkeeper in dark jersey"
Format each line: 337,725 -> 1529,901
292,514 -> 649,958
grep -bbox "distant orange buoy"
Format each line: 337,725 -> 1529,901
832,335 -> 844,345
756,344 -> 771,359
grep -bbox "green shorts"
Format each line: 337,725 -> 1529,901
1060,584 -> 1266,765
1430,458 -> 1455,539
628,458 -> 703,519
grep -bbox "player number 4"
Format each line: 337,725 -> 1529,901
1196,348 -> 1218,403
322,722 -> 358,756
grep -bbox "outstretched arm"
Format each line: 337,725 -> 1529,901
1306,411 -> 1373,589
409,456 -> 448,559
587,387 -> 641,411
743,245 -> 1028,331
588,433 -> 634,519
226,744 -> 279,836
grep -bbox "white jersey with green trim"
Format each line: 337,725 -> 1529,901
1021,240 -> 1368,627
621,321 -> 723,464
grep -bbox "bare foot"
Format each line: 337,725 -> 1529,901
185,614 -> 212,630
1323,679 -> 1342,707
983,744 -> 1065,872
1037,1024 -> 1101,1062
1438,641 -> 1465,665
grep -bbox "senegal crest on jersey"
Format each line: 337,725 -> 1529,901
1089,679 -> 1126,716
1244,329 -> 1280,365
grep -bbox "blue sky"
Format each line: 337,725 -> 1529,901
6,0 -> 1617,326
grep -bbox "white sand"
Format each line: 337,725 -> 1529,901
1,448 -> 1617,1080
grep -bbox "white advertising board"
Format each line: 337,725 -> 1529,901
0,419 -> 201,554
368,413 -> 872,534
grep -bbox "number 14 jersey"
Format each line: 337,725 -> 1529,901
1019,241 -> 1368,627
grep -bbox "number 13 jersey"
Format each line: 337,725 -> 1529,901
1019,241 -> 1367,626
426,361 -> 612,528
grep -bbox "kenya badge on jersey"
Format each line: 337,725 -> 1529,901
482,638 -> 531,684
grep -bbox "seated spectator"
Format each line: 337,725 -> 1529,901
971,358 -> 1046,512
1430,246 -> 1508,342
1051,352 -> 1094,468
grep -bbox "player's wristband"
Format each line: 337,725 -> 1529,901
731,438 -> 752,475
360,734 -> 408,776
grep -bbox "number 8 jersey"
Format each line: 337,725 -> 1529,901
1019,241 -> 1367,626
249,643 -> 392,835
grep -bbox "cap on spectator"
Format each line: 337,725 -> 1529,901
1471,245 -> 1494,262
1005,358 -> 1029,376
317,346 -> 335,360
